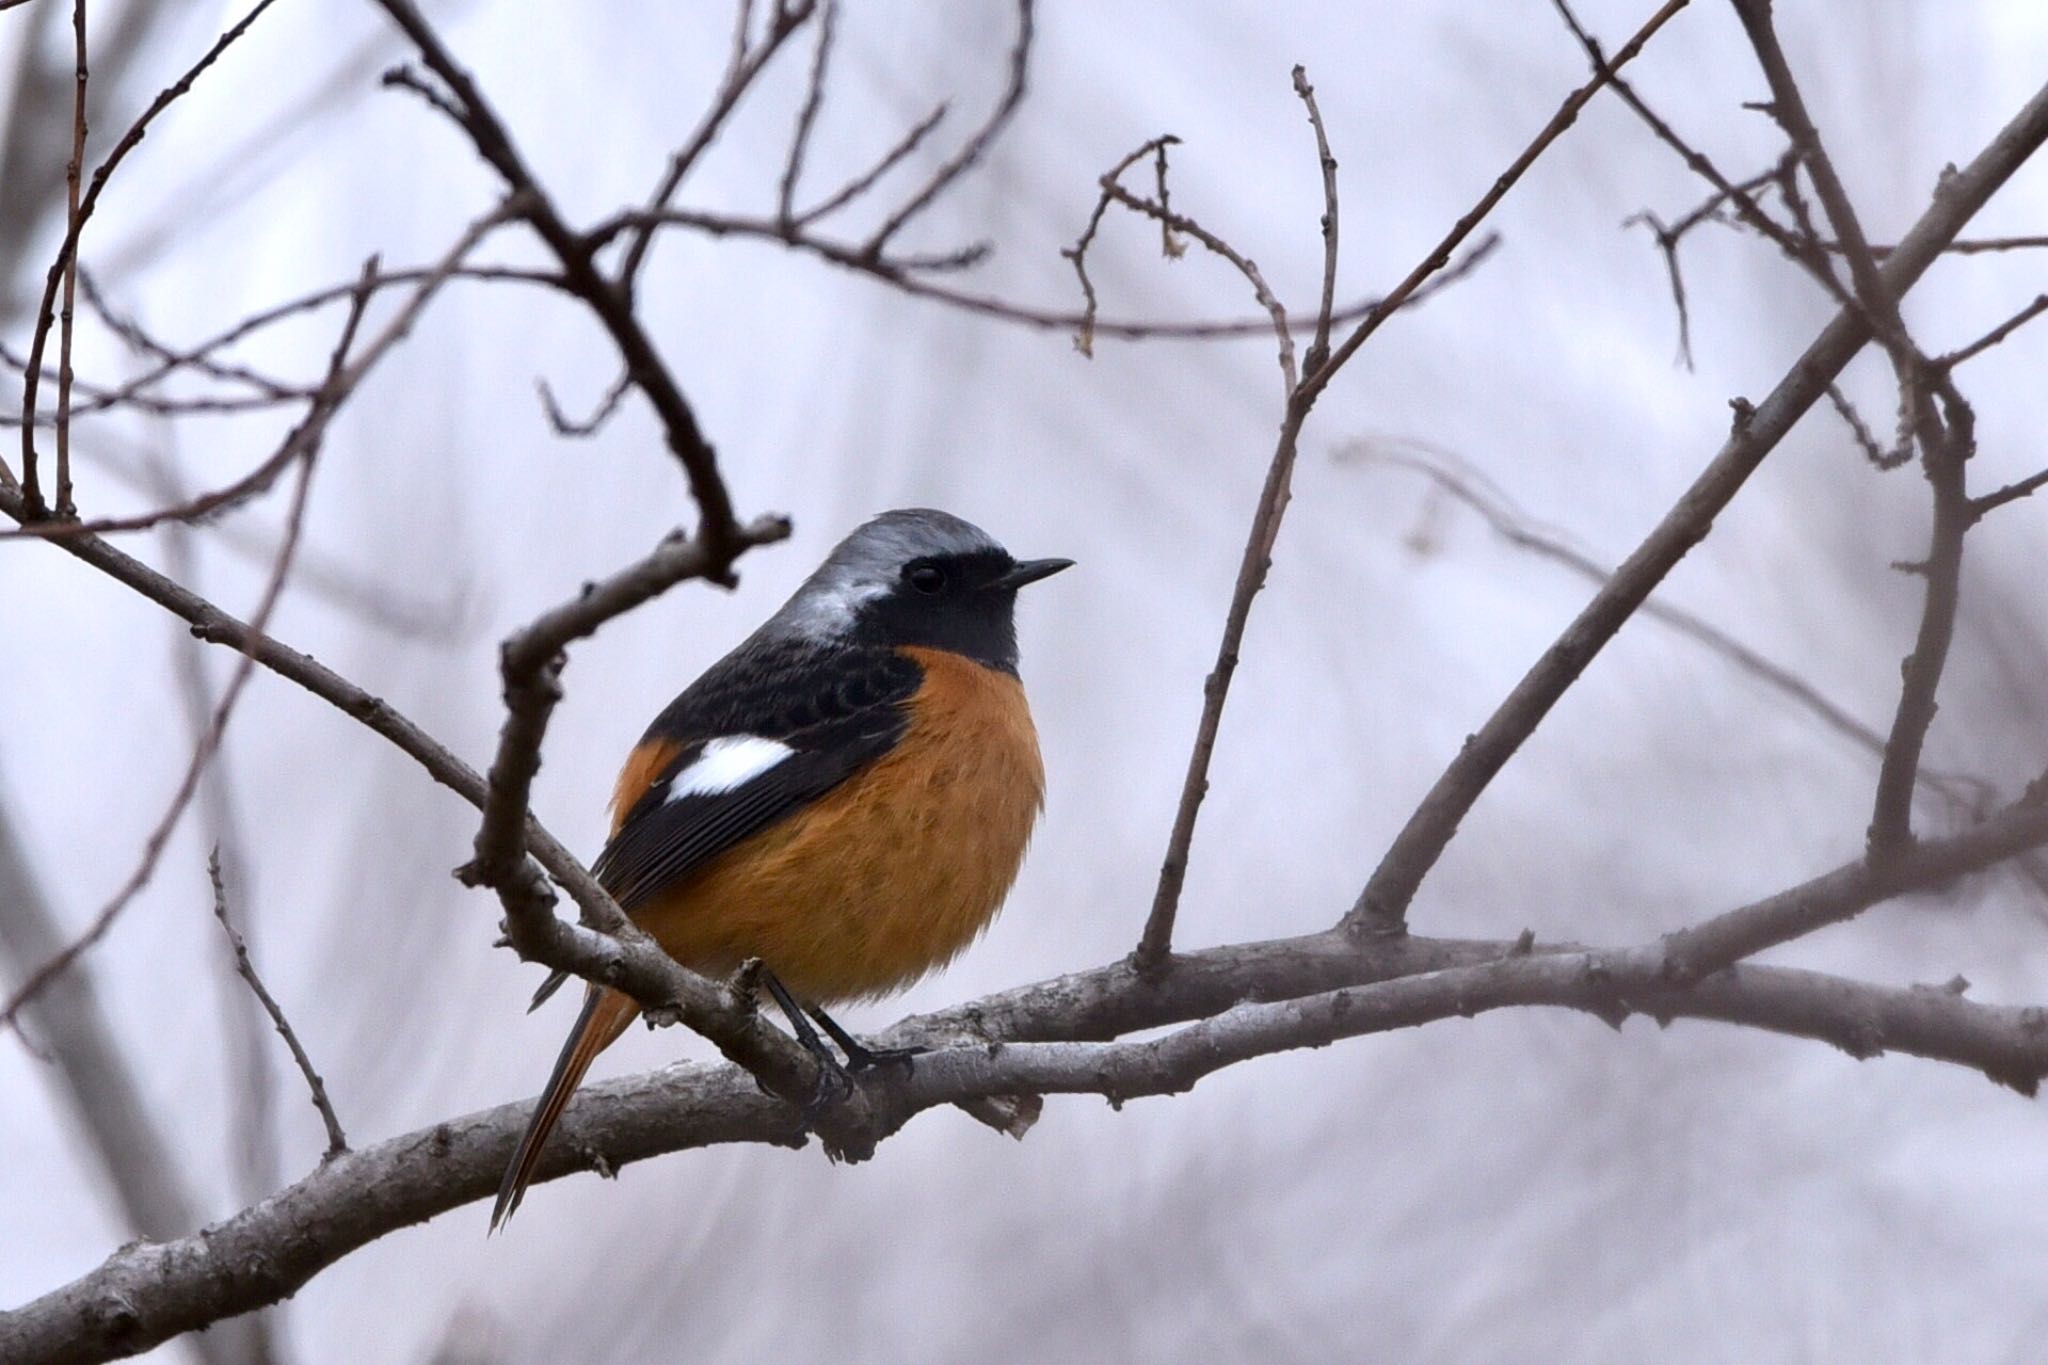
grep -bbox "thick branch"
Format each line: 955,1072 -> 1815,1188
10,901 -> 2048,1362
462,517 -> 790,942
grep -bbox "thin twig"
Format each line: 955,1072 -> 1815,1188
2,209 -> 515,541
1826,382 -> 1910,470
17,0 -> 284,519
1093,182 -> 1295,391
1128,23 -> 1665,964
1293,65 -> 1339,379
53,0 -> 87,518
1820,234 -> 2048,257
1940,293 -> 2048,369
374,0 -> 745,557
16,231 -> 1472,435
84,427 -> 472,638
1305,0 -> 1692,410
79,267 -> 305,400
861,0 -> 1033,258
1345,72 -> 2048,933
1972,467 -> 2048,519
1353,439 -> 1996,822
777,0 -> 836,226
1551,0 -> 1851,328
208,847 -> 348,1160
0,265 -> 369,1033
536,370 -> 631,439
134,361 -> 281,1206
793,102 -> 948,227
1730,0 -> 1976,857
615,0 -> 818,295
1058,135 -> 1179,357
1118,92 -> 1316,972
2,264 -> 560,428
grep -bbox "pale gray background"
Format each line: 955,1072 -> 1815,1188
4,2 -> 2047,1361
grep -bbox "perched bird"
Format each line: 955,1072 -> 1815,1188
492,508 -> 1070,1228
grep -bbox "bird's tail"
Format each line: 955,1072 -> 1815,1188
491,985 -> 639,1232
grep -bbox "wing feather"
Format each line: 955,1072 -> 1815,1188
591,641 -> 921,913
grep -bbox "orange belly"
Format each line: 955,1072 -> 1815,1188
626,646 -> 1045,1003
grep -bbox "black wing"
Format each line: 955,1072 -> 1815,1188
592,639 -> 922,913
529,639 -> 920,1013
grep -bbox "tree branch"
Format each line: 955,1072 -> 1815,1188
1345,74 -> 2048,934
13,0 -> 284,513
0,261 -> 375,1029
208,847 -> 348,1161
371,0 -> 744,557
1351,440 -> 1996,822
12,863 -> 2048,1362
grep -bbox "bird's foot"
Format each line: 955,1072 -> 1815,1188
840,1039 -> 926,1076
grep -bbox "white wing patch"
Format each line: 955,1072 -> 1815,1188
663,735 -> 796,802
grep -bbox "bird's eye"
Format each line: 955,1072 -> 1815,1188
905,563 -> 947,595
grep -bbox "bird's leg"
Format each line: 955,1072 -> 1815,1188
804,1002 -> 925,1075
757,968 -> 855,1115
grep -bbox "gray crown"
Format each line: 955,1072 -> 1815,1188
763,508 -> 1005,640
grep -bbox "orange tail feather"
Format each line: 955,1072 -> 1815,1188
491,986 -> 639,1231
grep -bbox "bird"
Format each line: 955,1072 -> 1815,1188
491,507 -> 1071,1229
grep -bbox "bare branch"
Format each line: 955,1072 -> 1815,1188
77,267 -> 306,402
1823,234 -> 2048,258
1825,382 -> 1910,470
372,0 -> 746,557
15,0 -> 285,515
1110,122 -> 1306,969
1305,0 -> 1693,410
208,847 -> 348,1160
1972,467 -> 2048,520
1941,292 -> 2048,369
3,208 -> 513,541
1093,180 -> 1295,391
12,797 -> 2048,1365
0,266 -> 367,1030
2,263 -> 562,430
52,0 -> 87,518
1551,0 -> 1852,331
615,0 -> 819,295
1730,1 -> 1979,857
1659,775 -> 2048,981
777,0 -> 837,225
1346,74 -> 2048,933
1354,441 -> 1997,822
1293,65 -> 1340,379
535,370 -> 631,439
794,102 -> 948,228
861,0 -> 1034,258
1058,134 -> 1178,357
1127,15 -> 1681,965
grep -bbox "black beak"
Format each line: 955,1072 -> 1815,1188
989,557 -> 1074,590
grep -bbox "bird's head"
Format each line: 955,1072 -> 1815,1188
764,508 -> 1072,674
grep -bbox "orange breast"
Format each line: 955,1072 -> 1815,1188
626,646 -> 1046,1003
